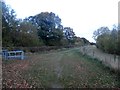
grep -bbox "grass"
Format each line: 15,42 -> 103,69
58,49 -> 119,88
2,47 -> 120,88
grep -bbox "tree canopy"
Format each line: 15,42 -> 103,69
93,25 -> 120,55
2,2 -> 78,47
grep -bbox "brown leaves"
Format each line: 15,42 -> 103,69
4,79 -> 31,88
2,60 -> 31,88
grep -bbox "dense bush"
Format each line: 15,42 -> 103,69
93,26 -> 120,55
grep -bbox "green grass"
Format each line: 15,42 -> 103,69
2,47 -> 120,88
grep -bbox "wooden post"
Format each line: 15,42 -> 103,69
118,56 -> 120,72
21,51 -> 24,60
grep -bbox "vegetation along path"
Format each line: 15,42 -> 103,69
2,48 -> 120,88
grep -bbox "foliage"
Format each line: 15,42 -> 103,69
2,2 -> 77,47
93,27 -> 110,41
27,12 -> 64,46
63,27 -> 76,45
2,1 -> 17,47
80,37 -> 90,45
93,25 -> 120,55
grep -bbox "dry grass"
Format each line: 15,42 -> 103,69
2,47 -> 120,88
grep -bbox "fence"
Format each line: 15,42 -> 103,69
2,50 -> 24,60
80,45 -> 120,72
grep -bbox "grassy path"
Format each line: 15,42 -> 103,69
2,48 -> 120,88
80,45 -> 120,71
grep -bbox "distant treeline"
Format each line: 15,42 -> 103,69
2,1 -> 91,48
93,26 -> 120,55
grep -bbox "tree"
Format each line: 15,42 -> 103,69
93,25 -> 120,55
2,2 -> 76,47
63,27 -> 76,45
93,27 -> 110,41
2,1 -> 44,47
16,19 -> 44,46
2,1 -> 17,47
28,12 -> 64,46
18,19 -> 38,35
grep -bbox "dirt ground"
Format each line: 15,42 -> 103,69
2,47 -> 120,88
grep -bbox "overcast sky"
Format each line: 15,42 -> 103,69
4,0 -> 119,42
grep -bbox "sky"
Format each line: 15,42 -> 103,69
4,0 -> 119,42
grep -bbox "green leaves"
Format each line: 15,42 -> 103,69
2,1 -> 76,47
63,27 -> 76,45
93,26 -> 120,55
